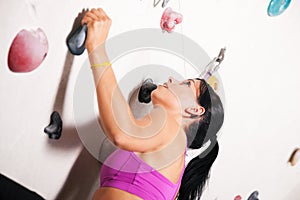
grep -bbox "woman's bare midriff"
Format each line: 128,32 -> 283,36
93,154 -> 185,200
93,187 -> 143,200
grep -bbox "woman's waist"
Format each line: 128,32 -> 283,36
94,187 -> 143,200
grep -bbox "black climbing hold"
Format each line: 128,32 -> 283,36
67,24 -> 88,55
44,111 -> 63,140
248,191 -> 259,200
138,78 -> 157,104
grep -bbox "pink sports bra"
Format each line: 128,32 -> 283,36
100,148 -> 186,200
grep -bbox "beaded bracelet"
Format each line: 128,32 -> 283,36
90,61 -> 112,69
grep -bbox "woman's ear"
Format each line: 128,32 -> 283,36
185,106 -> 205,118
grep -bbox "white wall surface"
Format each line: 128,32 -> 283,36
1,0 -> 300,199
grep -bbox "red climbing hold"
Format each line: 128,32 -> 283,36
160,7 -> 183,33
8,28 -> 48,72
234,195 -> 242,200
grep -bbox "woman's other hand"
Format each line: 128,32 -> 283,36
81,8 -> 112,53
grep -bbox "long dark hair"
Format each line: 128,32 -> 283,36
177,79 -> 224,200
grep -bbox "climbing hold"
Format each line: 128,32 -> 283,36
267,0 -> 291,17
207,75 -> 219,91
67,24 -> 88,55
160,7 -> 183,33
44,111 -> 63,139
234,195 -> 242,200
138,78 -> 157,103
247,191 -> 259,200
8,28 -> 48,72
288,148 -> 300,166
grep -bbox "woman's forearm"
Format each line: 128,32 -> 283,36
88,46 -> 138,145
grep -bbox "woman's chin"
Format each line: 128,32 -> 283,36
150,89 -> 163,105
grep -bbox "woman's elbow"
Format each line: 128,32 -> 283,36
113,134 -> 125,148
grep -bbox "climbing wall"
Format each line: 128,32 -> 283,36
1,0 -> 300,199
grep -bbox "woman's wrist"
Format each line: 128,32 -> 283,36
86,40 -> 107,53
86,44 -> 98,54
88,45 -> 110,68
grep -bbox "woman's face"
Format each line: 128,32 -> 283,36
151,77 -> 203,117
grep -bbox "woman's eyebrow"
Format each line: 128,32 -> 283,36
188,79 -> 195,85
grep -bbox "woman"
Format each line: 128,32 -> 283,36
82,8 -> 224,200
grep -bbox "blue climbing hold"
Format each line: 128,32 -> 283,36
268,0 -> 291,16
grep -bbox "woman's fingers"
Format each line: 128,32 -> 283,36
97,8 -> 110,19
91,8 -> 109,21
82,11 -> 100,25
82,8 -> 110,25
82,7 -> 112,52
81,16 -> 93,25
86,12 -> 100,20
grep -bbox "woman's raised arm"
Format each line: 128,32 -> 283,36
82,8 -> 181,154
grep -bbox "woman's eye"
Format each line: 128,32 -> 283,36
184,81 -> 191,86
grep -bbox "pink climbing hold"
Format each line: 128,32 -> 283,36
160,7 -> 183,33
8,28 -> 48,72
234,195 -> 242,200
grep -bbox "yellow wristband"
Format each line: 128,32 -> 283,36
91,62 -> 112,69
